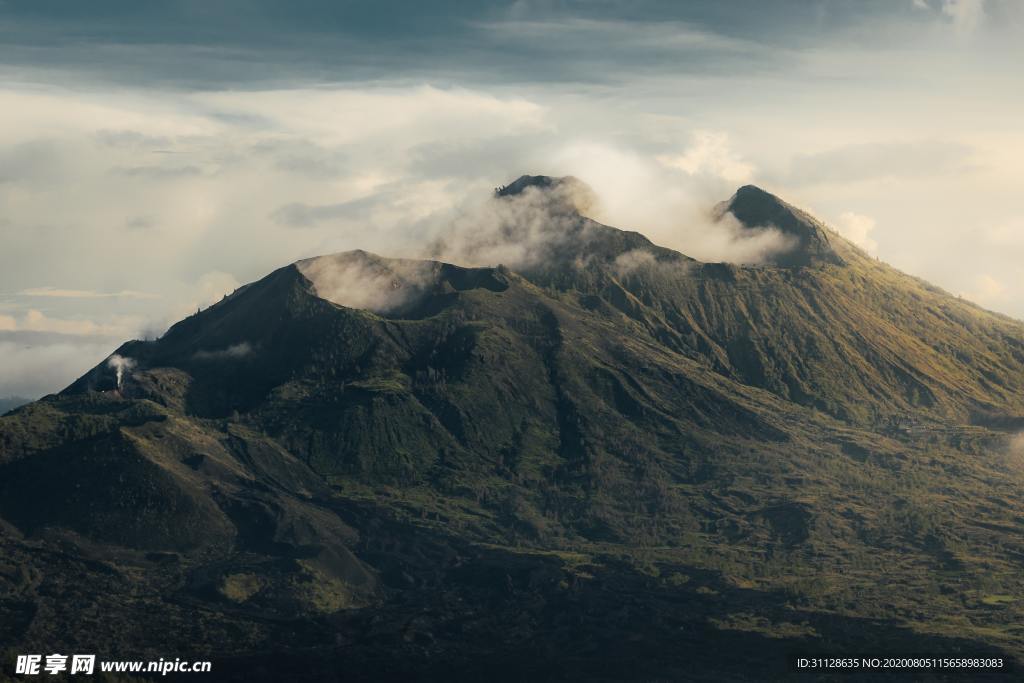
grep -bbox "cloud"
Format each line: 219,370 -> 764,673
835,212 -> 879,255
195,86 -> 547,147
251,138 -> 349,178
401,151 -> 798,270
910,0 -> 990,34
271,195 -> 388,228
963,273 -> 1006,306
22,310 -> 120,337
0,310 -> 137,338
19,287 -> 159,300
707,212 -> 800,265
193,342 -> 254,361
0,139 -> 69,184
613,249 -> 659,276
983,218 -> 1024,247
541,142 -> 793,264
297,252 -> 437,314
942,0 -> 987,34
94,129 -> 176,150
784,141 -> 973,186
473,17 -> 772,83
111,164 -> 203,178
416,178 -> 599,269
0,3 -> 795,89
658,131 -> 755,185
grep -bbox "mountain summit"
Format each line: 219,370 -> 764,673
495,173 -> 597,215
715,184 -> 846,267
495,174 -> 574,197
2,178 -> 1024,680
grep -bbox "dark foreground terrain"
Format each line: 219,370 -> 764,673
3,178 -> 1024,680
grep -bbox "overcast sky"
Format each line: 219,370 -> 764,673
1,0 -> 1022,399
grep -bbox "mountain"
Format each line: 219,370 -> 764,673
2,177 -> 1024,680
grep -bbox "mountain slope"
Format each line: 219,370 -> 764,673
2,178 -> 1024,680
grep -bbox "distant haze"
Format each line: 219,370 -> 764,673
1,0 -> 1022,399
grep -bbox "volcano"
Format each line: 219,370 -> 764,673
2,177 -> 1024,680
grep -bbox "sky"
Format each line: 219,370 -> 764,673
1,0 -> 1023,399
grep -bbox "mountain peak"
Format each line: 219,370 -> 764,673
494,174 -> 596,215
732,183 -> 775,199
495,174 -> 574,197
717,185 -> 845,268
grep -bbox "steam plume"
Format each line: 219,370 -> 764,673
107,354 -> 136,389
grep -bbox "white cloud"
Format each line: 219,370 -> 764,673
536,141 -> 793,264
983,218 -> 1024,247
908,0 -> 986,33
0,310 -> 138,337
835,212 -> 879,255
942,0 -> 986,34
780,140 -> 973,188
658,131 -> 755,184
193,342 -> 254,361
32,310 -> 129,336
194,86 -> 548,147
19,287 -> 158,299
964,273 -> 1006,306
297,252 -> 438,314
